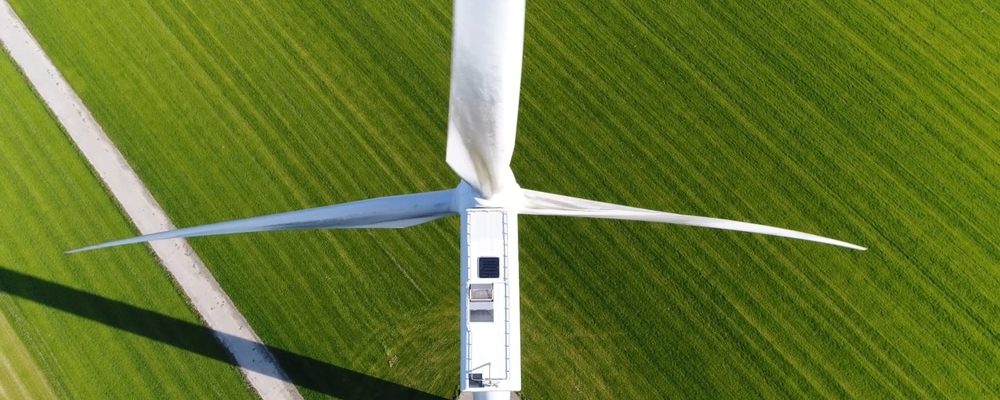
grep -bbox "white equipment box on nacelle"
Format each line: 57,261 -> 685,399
459,208 -> 521,392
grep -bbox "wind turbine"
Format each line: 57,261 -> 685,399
71,1 -> 864,399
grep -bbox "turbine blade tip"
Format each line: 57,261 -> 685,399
65,245 -> 96,254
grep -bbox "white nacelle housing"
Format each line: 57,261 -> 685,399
459,208 -> 521,392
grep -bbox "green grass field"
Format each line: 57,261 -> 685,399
6,0 -> 999,398
0,51 -> 252,398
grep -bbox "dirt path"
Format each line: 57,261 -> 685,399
0,3 -> 301,399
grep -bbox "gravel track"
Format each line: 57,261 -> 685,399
0,3 -> 301,399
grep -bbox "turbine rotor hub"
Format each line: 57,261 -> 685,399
454,181 -> 524,211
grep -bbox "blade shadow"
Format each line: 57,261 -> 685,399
0,266 -> 445,400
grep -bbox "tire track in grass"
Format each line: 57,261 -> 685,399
527,14 -> 870,396
136,1 -> 323,204
158,0 -> 436,205
520,14 -> 808,394
806,0 -> 1000,353
688,3 -> 1000,394
0,307 -> 57,400
688,0 -> 992,344
528,2 -> 940,396
678,235 -> 858,397
159,0 -> 354,199
137,1 -> 367,331
606,3 -> 927,397
689,4 -> 973,395
739,6 -> 1000,308
811,0 -> 996,164
281,3 -> 446,192
215,0 -> 418,193
863,1 -> 999,117
141,2 -> 406,336
523,7 -> 841,394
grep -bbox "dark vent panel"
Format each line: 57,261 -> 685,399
478,257 -> 500,278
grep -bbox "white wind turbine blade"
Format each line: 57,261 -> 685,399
445,0 -> 525,198
68,190 -> 457,253
520,189 -> 866,251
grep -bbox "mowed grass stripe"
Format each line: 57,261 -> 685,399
532,0 -> 936,396
141,0 -> 450,206
2,73 -> 197,400
102,6 -> 460,390
692,0 -> 996,388
676,0 -> 996,300
799,0 -> 1000,332
660,0 -> 996,394
804,0 -> 996,185
810,1 -> 1000,250
523,2 -> 731,218
811,0 -> 999,168
160,0 -> 404,197
137,1 -> 328,211
0,50 -> 252,398
524,1 -> 992,398
772,2 -> 992,390
525,217 -> 837,398
855,0 -> 1000,126
524,5 -> 860,394
0,284 -> 56,399
214,0 -> 444,194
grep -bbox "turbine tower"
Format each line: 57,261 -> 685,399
71,1 -> 864,398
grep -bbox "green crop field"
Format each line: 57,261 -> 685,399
0,52 -> 252,398
6,0 -> 999,398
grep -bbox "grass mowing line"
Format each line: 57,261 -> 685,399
157,0 -> 433,207
672,4 -> 992,392
134,1 -> 315,207
0,43 -> 253,400
0,3 -> 300,399
367,231 -> 432,303
145,0 -> 441,314
680,238 -> 850,398
524,2 -> 992,396
218,1 -> 424,193
806,1 -> 1000,243
148,0 -> 340,200
809,1 -> 994,156
803,0 -> 1000,332
0,308 -> 56,400
627,3 -> 866,233
790,251 -> 952,397
632,27 -> 920,394
671,8 -> 963,394
861,1 -> 999,120
524,5 -> 876,396
525,11 -> 868,395
748,243 -> 923,397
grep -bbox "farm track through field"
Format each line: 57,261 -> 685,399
0,29 -> 256,400
0,3 -> 299,398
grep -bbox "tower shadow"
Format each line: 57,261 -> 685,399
0,266 -> 445,400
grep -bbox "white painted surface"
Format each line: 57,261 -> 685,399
0,3 -> 301,399
446,0 -> 526,199
69,189 -> 457,253
460,208 -> 520,393
457,391 -> 520,400
520,189 -> 867,250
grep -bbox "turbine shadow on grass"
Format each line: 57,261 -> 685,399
0,266 -> 444,400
